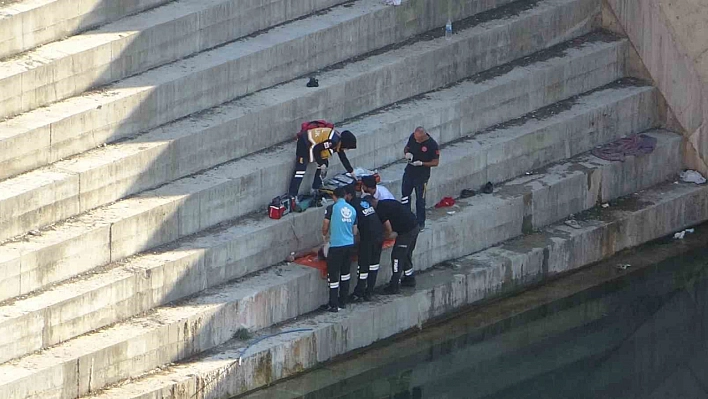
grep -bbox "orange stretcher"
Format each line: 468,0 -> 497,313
294,239 -> 395,278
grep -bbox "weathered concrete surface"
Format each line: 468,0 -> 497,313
603,0 -> 708,174
0,0 -> 348,119
0,27 -> 619,302
0,0 -> 548,180
0,130 -> 679,368
377,83 -> 660,207
0,82 -> 655,362
0,0 -> 171,60
0,29 -> 623,243
0,138 -> 681,398
88,180 -> 708,399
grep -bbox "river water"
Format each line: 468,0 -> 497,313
238,226 -> 708,399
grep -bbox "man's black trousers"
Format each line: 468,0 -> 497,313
353,238 -> 383,297
390,226 -> 419,287
326,245 -> 353,307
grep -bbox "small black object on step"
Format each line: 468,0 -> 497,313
307,77 -> 319,87
460,188 -> 476,198
482,182 -> 494,194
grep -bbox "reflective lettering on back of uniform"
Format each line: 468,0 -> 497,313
307,127 -> 335,162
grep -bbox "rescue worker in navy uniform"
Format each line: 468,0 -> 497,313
369,198 -> 419,294
402,126 -> 440,229
288,120 -> 357,197
320,186 -> 357,312
343,184 -> 384,302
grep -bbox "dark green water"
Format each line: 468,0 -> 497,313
240,228 -> 708,399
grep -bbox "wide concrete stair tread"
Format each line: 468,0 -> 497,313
0,25 -> 625,243
0,130 -> 680,378
0,135 -> 682,398
376,83 -> 661,206
0,0 -> 576,180
0,0 -> 350,119
0,49 -> 634,303
0,30 -> 627,242
88,178 -> 708,399
0,0 -> 171,60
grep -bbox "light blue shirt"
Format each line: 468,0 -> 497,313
326,198 -> 357,248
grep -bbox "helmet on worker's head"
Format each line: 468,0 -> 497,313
340,130 -> 357,149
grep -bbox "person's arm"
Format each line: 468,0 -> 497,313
383,220 -> 393,239
321,219 -> 330,238
322,205 -> 333,240
425,142 -> 440,167
403,135 -> 413,157
337,150 -> 354,174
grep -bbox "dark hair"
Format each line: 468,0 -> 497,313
344,183 -> 357,196
361,175 -> 377,188
340,130 -> 357,149
333,186 -> 347,198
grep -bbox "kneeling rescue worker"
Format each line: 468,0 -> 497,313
369,198 -> 419,294
344,184 -> 384,302
288,120 -> 357,197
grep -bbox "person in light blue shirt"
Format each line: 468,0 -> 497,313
321,186 -> 357,312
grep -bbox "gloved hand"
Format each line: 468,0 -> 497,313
405,152 -> 414,161
411,160 -> 423,167
317,164 -> 328,178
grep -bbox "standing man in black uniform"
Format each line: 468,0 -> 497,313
343,184 -> 384,302
402,126 -> 440,229
370,198 -> 419,294
288,120 -> 357,197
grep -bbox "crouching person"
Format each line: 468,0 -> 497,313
288,120 -> 357,197
344,184 -> 384,302
370,198 -> 419,294
320,187 -> 357,312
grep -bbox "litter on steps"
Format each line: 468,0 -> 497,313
680,170 -> 707,185
673,228 -> 695,240
591,134 -> 657,162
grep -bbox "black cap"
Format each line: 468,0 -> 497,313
340,130 -> 357,149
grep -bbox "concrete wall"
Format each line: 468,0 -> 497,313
603,0 -> 708,173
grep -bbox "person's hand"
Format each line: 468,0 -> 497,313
405,152 -> 413,161
318,164 -> 328,178
411,160 -> 423,166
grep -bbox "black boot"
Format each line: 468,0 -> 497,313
401,275 -> 416,287
383,282 -> 401,295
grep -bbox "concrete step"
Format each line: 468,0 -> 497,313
0,134 -> 681,398
0,0 -> 560,181
377,83 -> 664,215
0,36 -> 630,303
0,0 -> 350,119
0,81 -> 660,364
0,22 -> 625,244
0,0 -> 171,60
85,177 -> 708,399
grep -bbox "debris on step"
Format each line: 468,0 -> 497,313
564,220 -> 581,229
680,169 -> 706,185
673,228 -> 696,240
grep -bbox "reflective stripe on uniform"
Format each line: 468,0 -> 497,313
370,264 -> 380,271
404,269 -> 414,276
329,282 -> 339,288
341,274 -> 351,281
359,273 -> 369,280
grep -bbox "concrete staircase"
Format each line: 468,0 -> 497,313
0,0 -> 701,398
